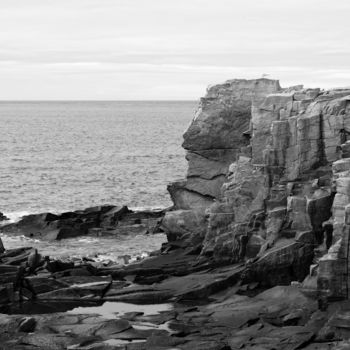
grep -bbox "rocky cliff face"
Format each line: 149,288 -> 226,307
163,78 -> 350,299
168,79 -> 281,210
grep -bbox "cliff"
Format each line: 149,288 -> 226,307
4,79 -> 350,349
163,78 -> 350,299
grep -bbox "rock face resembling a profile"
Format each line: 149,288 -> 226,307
168,78 -> 281,211
163,78 -> 350,297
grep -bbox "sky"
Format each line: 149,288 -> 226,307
0,0 -> 349,100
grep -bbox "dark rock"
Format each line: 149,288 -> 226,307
247,241 -> 314,286
18,317 -> 36,332
44,259 -> 75,273
145,334 -> 187,347
93,319 -> 131,338
0,286 -> 12,304
0,212 -> 9,222
25,276 -> 69,294
0,237 -> 4,254
282,309 -> 305,326
161,209 -> 207,244
1,205 -> 164,241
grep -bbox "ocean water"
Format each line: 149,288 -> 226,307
0,101 -> 197,260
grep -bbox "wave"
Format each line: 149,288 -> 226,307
2,211 -> 31,223
0,232 -> 166,263
130,205 -> 168,212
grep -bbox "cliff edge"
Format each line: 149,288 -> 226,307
163,78 -> 350,300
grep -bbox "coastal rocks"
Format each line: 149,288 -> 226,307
2,244 -> 337,350
256,89 -> 350,181
251,90 -> 296,164
164,80 -> 283,263
2,242 -> 350,348
1,205 -> 165,240
168,79 -> 281,212
248,240 -> 314,286
0,237 -> 4,254
17,317 -> 36,332
161,209 -> 207,244
182,79 -> 281,151
5,78 -> 350,347
162,79 -> 350,301
201,156 -> 269,262
0,212 -> 9,222
167,180 -> 214,210
316,157 -> 350,300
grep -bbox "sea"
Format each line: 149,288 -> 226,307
0,101 -> 197,262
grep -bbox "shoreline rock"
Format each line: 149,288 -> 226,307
0,212 -> 9,223
0,205 -> 166,241
162,79 -> 350,300
4,77 -> 350,348
0,243 -> 349,349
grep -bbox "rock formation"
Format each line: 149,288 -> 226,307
163,78 -> 350,298
168,79 -> 281,211
1,206 -> 165,240
5,78 -> 350,348
0,212 -> 9,222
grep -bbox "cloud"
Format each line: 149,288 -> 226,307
0,0 -> 349,99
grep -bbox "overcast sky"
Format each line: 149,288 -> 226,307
0,0 -> 349,100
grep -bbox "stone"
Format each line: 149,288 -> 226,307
0,237 -> 4,254
167,180 -> 214,209
18,317 -> 36,332
251,91 -> 294,163
186,149 -> 238,180
168,78 -> 281,213
5,79 -> 350,349
183,79 -> 281,152
0,212 -> 9,222
161,209 -> 207,244
201,156 -> 269,261
248,241 -> 314,286
93,319 -> 131,338
265,207 -> 287,242
282,309 -> 305,326
0,205 -> 163,241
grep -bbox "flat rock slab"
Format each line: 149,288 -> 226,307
99,248 -> 201,281
158,264 -> 245,301
206,285 -> 317,327
0,285 -> 347,350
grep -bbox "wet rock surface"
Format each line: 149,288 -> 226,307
0,242 -> 349,349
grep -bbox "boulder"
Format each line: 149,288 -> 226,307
0,212 -> 9,222
18,317 -> 36,333
248,241 -> 314,287
167,180 -> 214,209
161,209 -> 207,244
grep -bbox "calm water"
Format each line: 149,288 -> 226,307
0,101 -> 196,259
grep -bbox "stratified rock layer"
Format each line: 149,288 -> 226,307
1,206 -> 165,240
164,78 -> 350,297
168,78 -> 281,211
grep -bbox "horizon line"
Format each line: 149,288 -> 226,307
0,99 -> 198,102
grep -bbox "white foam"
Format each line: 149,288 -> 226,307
129,206 -> 166,212
3,211 -> 31,223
